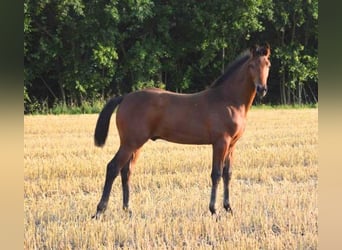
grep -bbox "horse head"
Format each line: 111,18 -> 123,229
248,43 -> 271,98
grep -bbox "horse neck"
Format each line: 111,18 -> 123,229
216,64 -> 256,115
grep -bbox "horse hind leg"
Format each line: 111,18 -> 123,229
121,148 -> 141,212
92,146 -> 135,219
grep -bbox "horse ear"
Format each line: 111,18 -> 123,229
263,42 -> 271,57
250,44 -> 258,57
251,43 -> 271,57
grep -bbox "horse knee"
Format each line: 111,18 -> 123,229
211,170 -> 222,185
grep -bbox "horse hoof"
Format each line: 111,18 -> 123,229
91,211 -> 101,220
123,207 -> 133,217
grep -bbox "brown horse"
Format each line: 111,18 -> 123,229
92,44 -> 271,219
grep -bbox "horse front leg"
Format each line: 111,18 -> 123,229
223,149 -> 234,214
209,169 -> 221,215
209,139 -> 230,215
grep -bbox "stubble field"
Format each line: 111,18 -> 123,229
24,108 -> 318,249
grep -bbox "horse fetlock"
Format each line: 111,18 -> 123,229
209,203 -> 217,215
91,202 -> 107,219
97,200 -> 108,212
122,204 -> 130,211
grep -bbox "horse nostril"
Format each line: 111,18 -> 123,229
256,85 -> 267,97
256,85 -> 265,92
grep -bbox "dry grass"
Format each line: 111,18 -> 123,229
24,108 -> 318,249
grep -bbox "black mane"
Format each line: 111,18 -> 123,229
210,50 -> 250,88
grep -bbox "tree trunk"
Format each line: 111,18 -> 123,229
291,12 -> 296,44
279,27 -> 286,105
58,78 -> 66,105
297,82 -> 302,105
222,47 -> 225,74
287,86 -> 291,105
57,56 -> 66,105
280,72 -> 286,104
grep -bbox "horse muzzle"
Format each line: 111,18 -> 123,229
256,84 -> 267,98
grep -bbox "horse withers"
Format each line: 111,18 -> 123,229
92,44 -> 271,219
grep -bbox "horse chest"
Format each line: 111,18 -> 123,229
227,119 -> 245,139
223,110 -> 246,139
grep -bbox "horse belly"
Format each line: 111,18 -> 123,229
155,108 -> 211,145
158,128 -> 211,144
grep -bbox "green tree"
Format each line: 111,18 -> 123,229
265,0 -> 318,104
24,0 -> 120,109
24,0 -> 318,113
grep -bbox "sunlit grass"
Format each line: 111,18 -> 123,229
24,109 -> 317,249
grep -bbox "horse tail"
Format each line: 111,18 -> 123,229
94,96 -> 124,147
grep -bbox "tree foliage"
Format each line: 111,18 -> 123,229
24,0 -> 318,113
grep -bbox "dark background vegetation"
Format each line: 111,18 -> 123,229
24,0 -> 318,114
